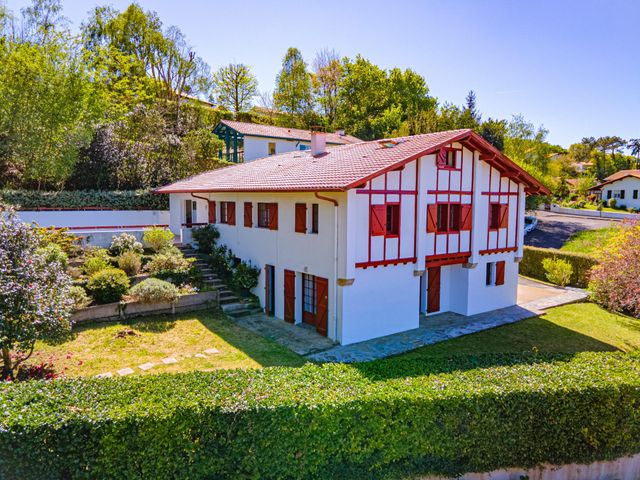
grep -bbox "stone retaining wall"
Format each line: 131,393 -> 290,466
71,291 -> 218,325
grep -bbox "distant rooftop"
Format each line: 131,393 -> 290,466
216,120 -> 361,145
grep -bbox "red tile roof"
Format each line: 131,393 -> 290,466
604,169 -> 640,182
156,129 -> 549,195
218,120 -> 361,145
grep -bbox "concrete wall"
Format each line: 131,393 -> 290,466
243,136 -> 310,162
549,204 -> 640,220
601,176 -> 640,210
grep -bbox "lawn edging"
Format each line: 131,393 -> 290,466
520,246 -> 598,288
71,290 -> 219,325
2,352 -> 640,479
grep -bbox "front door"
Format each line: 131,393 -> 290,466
302,273 -> 316,326
265,265 -> 275,316
302,274 -> 328,336
284,269 -> 295,323
315,277 -> 328,336
185,199 -> 193,226
427,267 -> 441,314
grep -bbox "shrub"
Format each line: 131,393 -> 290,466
145,249 -> 195,282
109,232 -> 143,256
33,225 -> 78,254
542,258 -> 573,286
82,255 -> 111,276
35,243 -> 68,269
0,189 -> 168,210
129,278 -> 179,304
2,353 -> 640,479
608,198 -> 617,209
520,246 -> 598,288
208,244 -> 235,278
589,221 -> 640,317
231,260 -> 260,291
86,268 -> 130,304
192,224 -> 220,254
143,226 -> 174,252
69,285 -> 92,310
117,251 -> 142,276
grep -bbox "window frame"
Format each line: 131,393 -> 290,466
219,201 -> 236,225
436,147 -> 461,170
486,262 -> 496,286
268,142 -> 276,155
385,203 -> 400,237
310,203 -> 319,234
489,203 -> 502,230
257,202 -> 278,230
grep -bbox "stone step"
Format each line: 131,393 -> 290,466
226,307 -> 263,319
220,294 -> 240,305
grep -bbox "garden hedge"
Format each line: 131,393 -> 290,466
2,352 -> 640,479
1,189 -> 168,211
520,245 -> 599,288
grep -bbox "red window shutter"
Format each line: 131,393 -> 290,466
436,149 -> 447,167
499,204 -> 509,228
495,261 -> 505,286
295,203 -> 307,233
244,202 -> 252,227
369,205 -> 387,236
207,201 -> 216,224
227,202 -> 236,226
460,204 -> 472,231
268,203 -> 278,230
427,204 -> 438,233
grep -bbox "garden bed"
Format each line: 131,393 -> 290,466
71,290 -> 218,325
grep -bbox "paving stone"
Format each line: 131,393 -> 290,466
194,353 -> 207,358
117,367 -> 134,376
138,362 -> 155,371
162,357 -> 178,364
96,372 -> 112,378
204,348 -> 220,355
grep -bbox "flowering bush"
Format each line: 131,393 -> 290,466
35,243 -> 69,269
143,226 -> 174,252
0,209 -> 73,379
589,221 -> 640,317
109,232 -> 143,256
86,268 -> 130,304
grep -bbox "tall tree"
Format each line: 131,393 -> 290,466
479,118 -> 507,151
312,48 -> 342,127
628,138 -> 640,168
464,90 -> 481,126
212,63 -> 258,114
274,47 -> 312,120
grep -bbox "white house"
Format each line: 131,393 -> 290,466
157,129 -> 548,345
213,120 -> 361,163
589,169 -> 640,210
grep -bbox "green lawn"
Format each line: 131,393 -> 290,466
32,310 -> 307,377
580,204 -> 626,213
397,303 -> 640,361
560,227 -> 617,254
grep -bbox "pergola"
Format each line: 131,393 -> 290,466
213,122 -> 244,163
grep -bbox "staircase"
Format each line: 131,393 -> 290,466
177,245 -> 262,318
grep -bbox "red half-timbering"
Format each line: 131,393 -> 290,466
480,164 -> 519,255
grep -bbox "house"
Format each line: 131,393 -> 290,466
156,129 -> 548,345
213,120 -> 361,163
588,169 -> 640,209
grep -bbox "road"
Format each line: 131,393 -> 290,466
524,211 -> 618,249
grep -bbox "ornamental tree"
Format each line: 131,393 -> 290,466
0,209 -> 73,379
589,221 -> 640,317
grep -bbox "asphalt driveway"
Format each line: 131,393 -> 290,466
525,211 -> 618,249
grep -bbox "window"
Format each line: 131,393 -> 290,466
311,203 -> 319,234
299,144 -> 310,151
385,204 -> 400,235
634,190 -> 639,200
489,204 -> 501,229
268,142 -> 276,155
436,148 -> 458,169
607,190 -> 612,199
258,202 -> 278,230
449,204 -> 461,232
295,203 -> 307,233
219,201 -> 236,225
486,261 -> 505,286
436,204 -> 449,232
613,190 -> 625,199
185,200 -> 194,225
302,274 -> 316,315
486,262 -> 495,286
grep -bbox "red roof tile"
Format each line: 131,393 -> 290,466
218,120 -> 361,145
604,169 -> 640,182
156,129 -> 549,195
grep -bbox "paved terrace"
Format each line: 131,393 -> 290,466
230,277 -> 588,363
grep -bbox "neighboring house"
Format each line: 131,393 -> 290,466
588,170 -> 640,209
213,120 -> 361,163
157,129 -> 548,345
573,161 -> 593,173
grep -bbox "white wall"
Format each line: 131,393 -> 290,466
243,136 -> 310,162
17,210 -> 169,229
601,177 -> 640,210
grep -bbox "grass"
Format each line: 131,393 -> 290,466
32,310 -> 307,377
581,204 -> 630,214
560,227 -> 617,254
397,303 -> 640,360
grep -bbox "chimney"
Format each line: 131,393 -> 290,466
335,129 -> 345,136
310,126 -> 326,155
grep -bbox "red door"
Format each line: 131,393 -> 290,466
315,277 -> 328,336
284,270 -> 295,323
427,267 -> 441,313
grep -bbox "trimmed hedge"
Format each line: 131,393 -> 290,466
2,352 -> 640,479
1,189 -> 168,211
520,245 -> 598,288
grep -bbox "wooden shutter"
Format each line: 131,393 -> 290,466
244,202 -> 252,227
495,261 -> 505,286
460,204 -> 472,231
268,203 -> 278,230
284,270 -> 295,323
295,203 -> 307,233
315,277 -> 328,336
436,149 -> 447,167
227,202 -> 236,225
369,205 -> 386,236
499,204 -> 509,228
427,204 -> 438,233
207,200 -> 216,224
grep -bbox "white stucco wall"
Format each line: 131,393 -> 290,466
17,210 -> 169,229
601,177 -> 640,210
242,136 -> 347,162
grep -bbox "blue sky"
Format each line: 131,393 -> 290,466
5,0 -> 640,148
